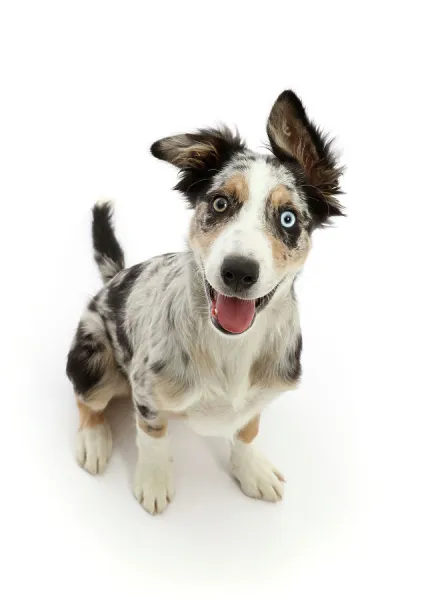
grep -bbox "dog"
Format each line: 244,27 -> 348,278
66,89 -> 344,515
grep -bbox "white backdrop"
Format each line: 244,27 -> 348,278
1,1 -> 425,598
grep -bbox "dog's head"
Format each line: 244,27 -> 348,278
151,90 -> 344,336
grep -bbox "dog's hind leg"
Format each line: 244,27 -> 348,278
67,308 -> 130,474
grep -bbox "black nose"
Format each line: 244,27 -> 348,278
220,255 -> 260,292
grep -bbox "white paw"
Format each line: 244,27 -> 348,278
231,443 -> 284,502
133,461 -> 174,515
76,423 -> 112,475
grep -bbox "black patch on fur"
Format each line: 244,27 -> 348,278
282,334 -> 303,382
143,355 -> 149,364
92,202 -> 125,280
181,351 -> 190,367
107,263 -> 145,361
88,297 -> 98,312
151,360 -> 166,375
137,404 -> 158,420
151,127 -> 246,207
66,324 -> 105,395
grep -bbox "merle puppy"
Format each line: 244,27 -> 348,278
67,90 -> 343,515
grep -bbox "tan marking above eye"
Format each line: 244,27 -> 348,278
270,185 -> 293,209
219,173 -> 249,204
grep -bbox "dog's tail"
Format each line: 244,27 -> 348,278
92,199 -> 125,284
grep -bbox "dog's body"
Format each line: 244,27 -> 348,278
67,90 -> 343,514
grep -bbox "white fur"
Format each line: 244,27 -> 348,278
76,423 -> 112,475
95,197 -> 115,208
133,428 -> 174,515
230,440 -> 284,501
183,315 -> 295,437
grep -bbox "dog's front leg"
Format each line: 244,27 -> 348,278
230,415 -> 285,502
130,367 -> 174,515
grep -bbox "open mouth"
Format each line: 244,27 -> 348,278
204,280 -> 278,336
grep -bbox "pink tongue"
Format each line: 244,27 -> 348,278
215,294 -> 256,333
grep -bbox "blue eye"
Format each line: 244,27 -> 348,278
280,210 -> 296,228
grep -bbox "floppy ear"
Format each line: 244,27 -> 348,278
151,127 -> 245,206
267,90 -> 344,224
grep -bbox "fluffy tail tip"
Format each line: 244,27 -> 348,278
94,197 -> 115,210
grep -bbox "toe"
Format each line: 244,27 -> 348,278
258,479 -> 283,502
76,424 -> 112,475
273,469 -> 285,482
76,435 -> 86,468
133,469 -> 174,515
231,448 -> 285,503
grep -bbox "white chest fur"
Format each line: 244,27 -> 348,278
184,385 -> 276,438
179,322 -> 280,438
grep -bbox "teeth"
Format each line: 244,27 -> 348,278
214,308 -> 218,317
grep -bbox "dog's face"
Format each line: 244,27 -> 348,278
152,90 -> 343,336
187,158 -> 313,335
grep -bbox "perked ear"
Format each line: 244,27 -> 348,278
267,90 -> 344,224
151,127 -> 245,206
